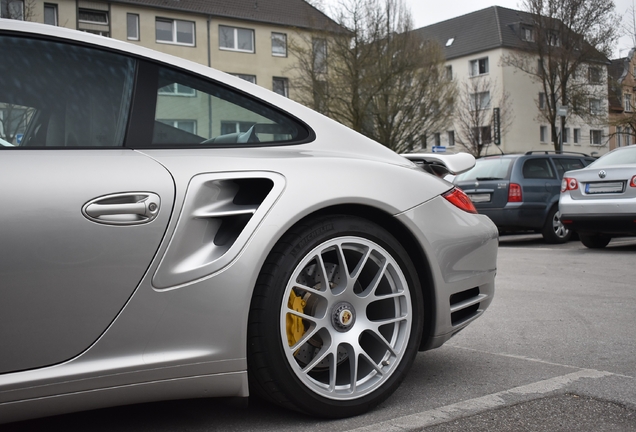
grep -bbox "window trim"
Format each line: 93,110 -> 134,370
271,32 -> 287,57
156,18 -> 195,47
540,125 -> 548,143
43,3 -> 58,26
272,77 -> 289,97
124,60 -> 315,149
78,8 -> 109,25
219,25 -> 255,53
469,57 -> 489,77
590,129 -> 603,146
127,13 -> 139,41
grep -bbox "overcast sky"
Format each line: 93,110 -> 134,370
322,0 -> 636,58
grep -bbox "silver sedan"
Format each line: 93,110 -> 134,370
560,145 -> 636,248
0,20 -> 497,422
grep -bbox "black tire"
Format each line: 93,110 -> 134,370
542,206 -> 572,244
247,215 -> 423,418
579,233 -> 611,249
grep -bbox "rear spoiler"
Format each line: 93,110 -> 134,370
402,152 -> 475,178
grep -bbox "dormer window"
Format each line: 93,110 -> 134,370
522,27 -> 534,42
446,38 -> 454,47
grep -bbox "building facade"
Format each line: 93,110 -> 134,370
608,49 -> 636,150
413,6 -> 610,157
2,0 -> 340,101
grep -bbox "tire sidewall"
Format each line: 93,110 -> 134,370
253,215 -> 423,418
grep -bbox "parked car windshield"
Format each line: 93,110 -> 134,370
589,146 -> 636,168
455,158 -> 513,182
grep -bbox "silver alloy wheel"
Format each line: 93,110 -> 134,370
280,236 -> 412,400
552,210 -> 569,239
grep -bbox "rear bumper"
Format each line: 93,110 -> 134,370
477,203 -> 547,231
561,214 -> 636,235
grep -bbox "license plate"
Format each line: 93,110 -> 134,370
468,193 -> 490,203
585,182 -> 624,194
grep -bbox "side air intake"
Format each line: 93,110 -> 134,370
153,172 -> 285,289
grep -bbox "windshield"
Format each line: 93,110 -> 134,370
590,146 -> 636,168
455,158 -> 513,182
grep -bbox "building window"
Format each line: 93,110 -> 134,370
273,77 -> 289,97
1,0 -> 24,19
271,32 -> 287,57
540,125 -> 548,143
573,128 -> 581,145
547,32 -> 560,46
313,38 -> 327,74
562,127 -> 569,144
589,98 -> 601,115
470,91 -> 491,110
445,65 -> 452,80
434,133 -> 441,146
625,94 -> 632,112
158,83 -> 196,96
79,8 -> 108,24
219,25 -> 254,52
156,19 -> 194,46
539,92 -> 546,109
523,27 -> 534,41
447,130 -> 455,146
469,57 -> 489,76
231,73 -> 256,84
126,13 -> 139,40
157,119 -> 197,135
43,3 -> 57,25
617,126 -> 623,147
588,66 -> 602,84
590,129 -> 602,145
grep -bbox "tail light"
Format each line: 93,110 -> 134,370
443,188 -> 477,214
561,177 -> 578,192
508,183 -> 522,202
630,176 -> 636,188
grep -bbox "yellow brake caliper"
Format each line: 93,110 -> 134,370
286,290 -> 307,349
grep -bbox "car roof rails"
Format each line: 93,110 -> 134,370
524,150 -> 591,157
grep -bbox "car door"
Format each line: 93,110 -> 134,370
0,34 -> 175,373
520,157 -> 556,224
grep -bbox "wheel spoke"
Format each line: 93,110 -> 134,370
350,246 -> 372,280
359,349 -> 385,375
346,344 -> 359,393
359,260 -> 389,299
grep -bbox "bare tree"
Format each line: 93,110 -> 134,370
502,0 -> 619,152
454,77 -> 514,157
288,0 -> 456,152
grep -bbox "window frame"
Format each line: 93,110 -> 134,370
219,25 -> 255,53
469,57 -> 489,77
625,93 -> 632,112
470,91 -> 491,110
272,77 -> 289,97
78,8 -> 108,25
540,125 -> 548,143
590,129 -> 602,146
1,0 -> 24,19
156,18 -> 195,47
127,13 -> 139,41
573,128 -> 581,145
271,32 -> 287,57
43,3 -> 58,25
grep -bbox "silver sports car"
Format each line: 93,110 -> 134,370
560,145 -> 636,248
0,20 -> 497,422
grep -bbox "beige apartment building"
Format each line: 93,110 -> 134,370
3,0 -> 340,101
414,6 -> 611,157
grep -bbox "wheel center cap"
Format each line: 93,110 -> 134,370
332,302 -> 356,332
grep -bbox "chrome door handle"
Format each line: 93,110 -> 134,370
82,193 -> 161,225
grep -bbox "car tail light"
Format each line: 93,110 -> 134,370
630,176 -> 636,188
561,177 -> 578,192
508,183 -> 522,202
443,188 -> 477,214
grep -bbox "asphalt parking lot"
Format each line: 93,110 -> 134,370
5,235 -> 636,431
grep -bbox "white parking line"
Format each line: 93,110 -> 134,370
346,369 -> 613,432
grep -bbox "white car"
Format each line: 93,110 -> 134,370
0,19 -> 497,422
560,145 -> 636,248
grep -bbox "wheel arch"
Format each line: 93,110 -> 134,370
276,203 -> 437,352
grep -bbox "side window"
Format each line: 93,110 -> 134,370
553,158 -> 584,178
522,158 -> 555,179
0,35 -> 134,148
151,66 -> 309,146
